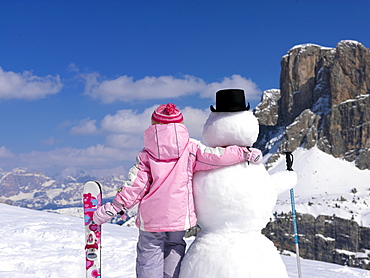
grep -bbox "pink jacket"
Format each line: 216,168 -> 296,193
113,123 -> 248,232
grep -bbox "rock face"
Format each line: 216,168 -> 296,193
262,213 -> 370,270
254,89 -> 281,126
255,40 -> 370,170
254,40 -> 370,269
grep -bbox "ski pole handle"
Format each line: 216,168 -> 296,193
285,152 -> 294,171
285,152 -> 301,277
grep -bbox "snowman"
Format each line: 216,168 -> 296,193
179,89 -> 297,278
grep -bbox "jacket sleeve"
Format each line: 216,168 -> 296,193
192,139 -> 248,172
113,151 -> 152,209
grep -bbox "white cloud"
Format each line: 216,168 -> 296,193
0,144 -> 139,176
82,73 -> 261,104
15,145 -> 138,174
201,74 -> 262,101
181,106 -> 209,140
99,105 -> 208,140
0,106 -> 210,176
0,67 -> 63,100
60,105 -> 209,172
0,146 -> 15,158
101,106 -> 209,147
100,106 -> 156,134
88,165 -> 128,178
70,118 -> 99,135
82,73 -> 204,103
41,137 -> 64,146
67,63 -> 80,72
106,134 -> 144,149
68,102 -> 209,147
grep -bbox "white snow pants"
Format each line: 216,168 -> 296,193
136,230 -> 186,278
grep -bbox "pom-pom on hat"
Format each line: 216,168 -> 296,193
151,103 -> 184,124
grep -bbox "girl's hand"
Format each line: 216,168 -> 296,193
245,148 -> 263,164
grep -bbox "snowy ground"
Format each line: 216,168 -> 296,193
270,147 -> 370,227
1,203 -> 369,278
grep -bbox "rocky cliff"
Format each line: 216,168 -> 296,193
262,213 -> 370,270
255,40 -> 370,269
255,40 -> 370,170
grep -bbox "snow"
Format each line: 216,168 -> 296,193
282,43 -> 335,60
291,43 -> 326,50
334,94 -> 369,107
5,191 -> 35,201
1,203 -> 369,278
202,110 -> 259,148
270,146 -> 370,227
258,89 -> 281,106
315,234 -> 335,242
338,40 -> 364,47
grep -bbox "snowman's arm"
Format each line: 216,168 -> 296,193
270,171 -> 298,195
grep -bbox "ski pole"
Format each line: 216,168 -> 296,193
285,152 -> 302,278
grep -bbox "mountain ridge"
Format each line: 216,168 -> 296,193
0,167 -> 121,210
255,40 -> 370,170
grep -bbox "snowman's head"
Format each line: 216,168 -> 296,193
202,110 -> 259,147
204,89 -> 259,147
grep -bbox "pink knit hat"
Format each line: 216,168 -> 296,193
151,103 -> 184,124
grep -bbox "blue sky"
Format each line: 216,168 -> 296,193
0,0 -> 369,177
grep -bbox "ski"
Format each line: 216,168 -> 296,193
83,181 -> 102,278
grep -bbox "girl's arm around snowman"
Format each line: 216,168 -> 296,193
191,139 -> 262,172
93,151 -> 152,225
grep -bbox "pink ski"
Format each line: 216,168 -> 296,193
83,181 -> 102,278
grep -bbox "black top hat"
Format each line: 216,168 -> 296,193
210,89 -> 250,112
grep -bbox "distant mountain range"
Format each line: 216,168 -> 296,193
0,167 -> 121,210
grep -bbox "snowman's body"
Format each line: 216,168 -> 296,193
180,110 -> 296,278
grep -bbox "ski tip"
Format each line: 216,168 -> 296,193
84,180 -> 98,185
83,181 -> 102,193
84,180 -> 101,186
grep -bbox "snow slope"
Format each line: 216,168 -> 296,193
1,203 -> 369,278
270,146 -> 370,226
